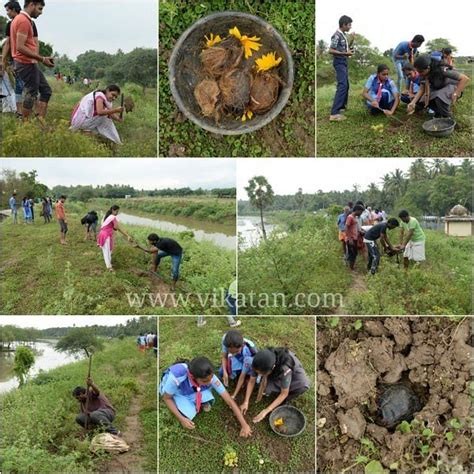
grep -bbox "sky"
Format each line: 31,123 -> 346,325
237,158 -> 465,198
14,0 -> 157,59
0,316 -> 137,329
2,158 -> 236,190
317,0 -> 472,56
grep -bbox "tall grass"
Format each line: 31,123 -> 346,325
2,80 -> 157,157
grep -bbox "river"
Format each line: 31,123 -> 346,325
238,216 -> 277,249
0,340 -> 83,394
118,212 -> 236,250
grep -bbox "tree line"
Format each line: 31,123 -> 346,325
239,159 -> 473,218
0,317 -> 156,350
0,169 -> 236,208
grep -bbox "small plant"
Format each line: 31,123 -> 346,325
13,346 -> 35,386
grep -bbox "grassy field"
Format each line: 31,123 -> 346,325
1,80 -> 157,157
316,68 -> 473,157
0,337 -> 157,473
158,317 -> 315,472
159,0 -> 315,157
238,214 -> 472,315
0,203 -> 235,315
98,196 -> 236,224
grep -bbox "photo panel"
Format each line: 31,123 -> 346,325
0,315 -> 158,473
159,0 -> 315,158
1,0 -> 157,158
158,316 -> 316,472
316,315 -> 473,473
0,158 -> 237,315
237,158 -> 472,316
316,0 -> 472,157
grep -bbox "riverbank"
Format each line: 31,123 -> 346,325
0,208 -> 235,315
0,337 -> 157,473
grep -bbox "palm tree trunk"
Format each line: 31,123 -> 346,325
260,206 -> 267,240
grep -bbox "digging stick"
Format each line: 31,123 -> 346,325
84,354 -> 93,430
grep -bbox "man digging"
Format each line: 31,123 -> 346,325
73,377 -> 121,436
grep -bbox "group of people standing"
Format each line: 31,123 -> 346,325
337,202 -> 426,274
8,192 -> 53,224
329,15 -> 470,121
136,332 -> 158,357
2,1 -> 125,144
160,329 -> 310,437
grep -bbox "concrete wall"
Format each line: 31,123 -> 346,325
445,220 -> 474,237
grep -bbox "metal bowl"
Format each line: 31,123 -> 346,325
269,405 -> 306,437
422,118 -> 456,137
168,11 -> 294,135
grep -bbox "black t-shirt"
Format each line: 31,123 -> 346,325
364,222 -> 388,241
6,18 -> 38,37
154,238 -> 182,256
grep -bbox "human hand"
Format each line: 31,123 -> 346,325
252,410 -> 268,423
371,100 -> 379,108
180,417 -> 195,429
239,424 -> 252,437
407,102 -> 416,115
86,377 -> 93,386
383,109 -> 393,116
43,57 -> 55,68
222,372 -> 229,387
240,401 -> 249,415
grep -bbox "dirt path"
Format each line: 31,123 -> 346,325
335,270 -> 367,315
102,374 -> 146,473
131,269 -> 177,309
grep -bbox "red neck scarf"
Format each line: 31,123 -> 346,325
188,371 -> 202,413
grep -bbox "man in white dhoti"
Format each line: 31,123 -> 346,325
70,84 -> 124,144
399,210 -> 426,269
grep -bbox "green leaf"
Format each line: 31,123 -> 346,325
364,460 -> 386,474
328,317 -> 339,328
356,455 -> 369,464
449,418 -> 462,429
354,319 -> 363,330
445,431 -> 454,442
422,428 -> 433,438
421,444 -> 430,455
398,420 -> 412,433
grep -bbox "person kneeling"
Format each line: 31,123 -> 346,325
363,64 -> 400,116
70,85 -> 124,144
160,356 -> 252,437
73,377 -> 119,435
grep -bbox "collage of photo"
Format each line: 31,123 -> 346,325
0,0 -> 472,473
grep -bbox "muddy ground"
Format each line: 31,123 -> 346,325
317,317 -> 472,473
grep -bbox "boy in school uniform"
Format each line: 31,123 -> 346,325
219,330 -> 258,398
160,356 -> 252,437
328,15 -> 354,122
392,35 -> 425,91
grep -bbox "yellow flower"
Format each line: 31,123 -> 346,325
274,417 -> 284,426
255,52 -> 282,72
241,109 -> 254,122
204,33 -> 222,48
229,26 -> 262,59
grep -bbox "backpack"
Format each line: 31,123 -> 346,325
428,58 -> 453,90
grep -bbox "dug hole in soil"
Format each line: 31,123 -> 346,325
317,317 -> 472,473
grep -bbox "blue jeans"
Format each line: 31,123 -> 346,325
155,251 -> 182,281
331,57 -> 349,115
393,59 -> 404,92
366,241 -> 380,274
225,291 -> 237,316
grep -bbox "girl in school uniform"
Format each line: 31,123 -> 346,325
240,347 -> 310,423
160,356 -> 252,437
219,330 -> 257,399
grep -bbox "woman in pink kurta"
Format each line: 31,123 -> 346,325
97,205 -> 132,271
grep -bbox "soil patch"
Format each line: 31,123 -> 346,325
317,317 -> 472,473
